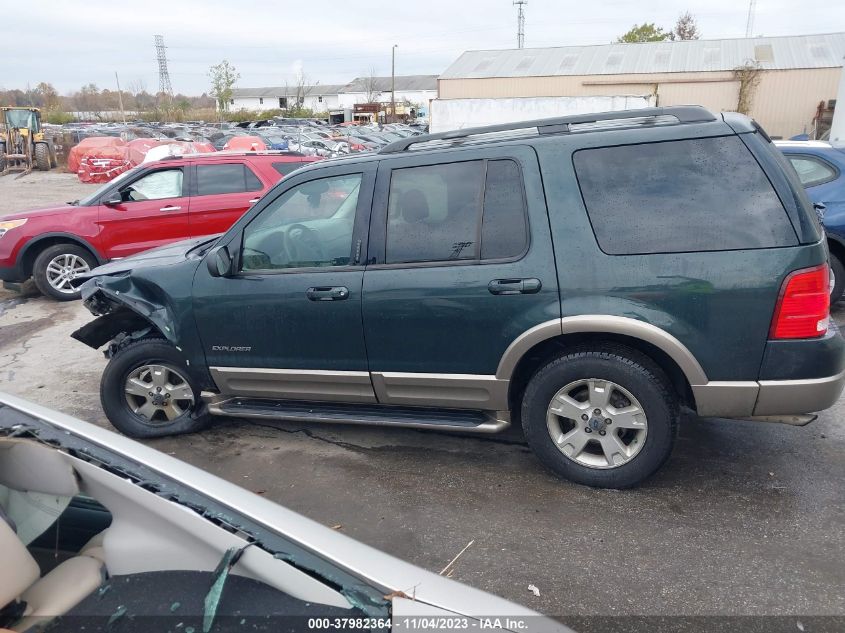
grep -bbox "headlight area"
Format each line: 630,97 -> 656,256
0,218 -> 27,238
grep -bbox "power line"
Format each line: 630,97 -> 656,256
514,0 -> 527,48
154,34 -> 173,98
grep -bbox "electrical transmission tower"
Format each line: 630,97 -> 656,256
745,0 -> 756,38
514,1 -> 527,49
154,34 -> 173,97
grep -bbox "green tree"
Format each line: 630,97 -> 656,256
209,60 -> 240,114
671,12 -> 700,40
615,23 -> 670,43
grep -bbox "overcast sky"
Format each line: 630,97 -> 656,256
3,0 -> 843,95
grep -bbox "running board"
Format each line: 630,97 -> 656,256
202,394 -> 509,434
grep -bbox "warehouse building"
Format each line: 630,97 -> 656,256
438,33 -> 845,138
230,75 -> 437,116
229,84 -> 346,113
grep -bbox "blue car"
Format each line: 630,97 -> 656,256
776,140 -> 845,302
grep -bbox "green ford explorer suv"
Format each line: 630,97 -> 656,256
72,106 -> 845,488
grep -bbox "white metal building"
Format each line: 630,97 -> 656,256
229,75 -> 438,115
439,33 -> 845,138
336,75 -> 438,109
229,85 -> 346,113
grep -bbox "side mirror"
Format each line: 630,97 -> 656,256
206,244 -> 233,277
103,194 -> 123,206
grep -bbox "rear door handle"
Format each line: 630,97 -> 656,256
248,197 -> 261,204
488,278 -> 542,295
159,205 -> 182,212
306,286 -> 349,301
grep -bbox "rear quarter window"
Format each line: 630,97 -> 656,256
573,136 -> 799,255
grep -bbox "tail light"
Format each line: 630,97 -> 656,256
770,264 -> 830,339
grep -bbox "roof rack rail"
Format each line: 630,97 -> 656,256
379,106 -> 717,154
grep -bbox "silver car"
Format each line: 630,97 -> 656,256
0,392 -> 568,633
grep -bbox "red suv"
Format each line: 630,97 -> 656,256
0,152 -> 318,299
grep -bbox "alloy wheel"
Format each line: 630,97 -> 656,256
45,253 -> 91,294
124,364 -> 195,424
546,378 -> 648,469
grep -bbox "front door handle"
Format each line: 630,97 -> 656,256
159,205 -> 182,212
306,286 -> 349,301
488,278 -> 542,295
248,197 -> 261,204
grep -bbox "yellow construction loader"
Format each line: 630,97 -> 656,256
0,107 -> 57,176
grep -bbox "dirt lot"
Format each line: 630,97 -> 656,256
1,173 -> 844,625
0,171 -> 97,216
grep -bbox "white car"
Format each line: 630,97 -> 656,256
0,392 -> 569,633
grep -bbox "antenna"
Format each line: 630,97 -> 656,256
514,1 -> 527,49
745,0 -> 756,38
154,34 -> 173,98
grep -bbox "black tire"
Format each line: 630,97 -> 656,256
830,252 -> 845,305
0,143 -> 6,172
101,338 -> 211,438
32,243 -> 97,301
520,345 -> 678,489
34,143 -> 50,171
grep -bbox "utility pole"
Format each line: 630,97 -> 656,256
514,1 -> 527,49
115,72 -> 126,124
830,59 -> 845,147
745,0 -> 756,38
391,44 -> 398,123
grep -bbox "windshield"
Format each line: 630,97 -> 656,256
4,109 -> 38,131
75,166 -> 142,206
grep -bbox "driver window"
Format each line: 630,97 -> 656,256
122,169 -> 183,202
241,173 -> 363,271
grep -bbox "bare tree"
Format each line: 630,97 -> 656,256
363,68 -> 380,103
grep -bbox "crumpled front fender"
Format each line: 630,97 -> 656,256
72,276 -> 179,350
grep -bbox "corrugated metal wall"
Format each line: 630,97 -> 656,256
438,67 -> 841,137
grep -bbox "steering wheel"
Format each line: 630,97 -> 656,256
281,224 -> 324,264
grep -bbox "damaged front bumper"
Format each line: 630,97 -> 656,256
71,277 -> 177,353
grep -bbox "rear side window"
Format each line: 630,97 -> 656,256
786,155 -> 838,187
385,159 -> 528,264
574,136 -> 798,255
272,161 -> 307,177
196,164 -> 263,196
481,160 -> 528,259
387,161 -> 484,263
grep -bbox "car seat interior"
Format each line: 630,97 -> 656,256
0,437 -> 357,632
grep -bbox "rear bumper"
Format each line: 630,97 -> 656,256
692,371 -> 845,417
693,326 -> 845,417
754,370 -> 845,415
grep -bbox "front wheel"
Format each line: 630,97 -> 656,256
101,338 -> 211,438
521,347 -> 678,489
32,243 -> 98,301
34,142 -> 50,171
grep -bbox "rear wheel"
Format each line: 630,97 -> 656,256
32,243 -> 97,301
829,252 -> 844,305
0,143 -> 6,172
34,142 -> 50,171
101,338 -> 211,438
521,346 -> 678,488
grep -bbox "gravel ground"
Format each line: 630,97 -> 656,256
0,171 -> 97,216
0,172 -> 843,627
